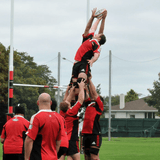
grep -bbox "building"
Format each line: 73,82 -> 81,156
105,94 -> 158,119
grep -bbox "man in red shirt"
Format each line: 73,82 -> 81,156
24,93 -> 62,160
82,78 -> 104,160
51,99 -> 69,160
71,8 -> 107,87
60,80 -> 85,160
1,105 -> 29,160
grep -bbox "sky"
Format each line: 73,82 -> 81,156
1,0 -> 160,98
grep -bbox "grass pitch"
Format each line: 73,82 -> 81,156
80,137 -> 160,160
0,137 -> 160,160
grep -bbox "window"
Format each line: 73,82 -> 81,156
145,112 -> 147,119
111,115 -> 115,119
153,113 -> 155,119
148,112 -> 152,119
130,115 -> 135,119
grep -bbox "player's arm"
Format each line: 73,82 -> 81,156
0,138 -> 5,144
1,127 -> 6,144
65,86 -> 75,104
24,136 -> 34,160
88,78 -> 99,100
98,10 -> 107,34
77,79 -> 85,104
89,16 -> 102,34
83,8 -> 97,36
56,140 -> 61,152
63,85 -> 71,101
87,52 -> 100,67
85,84 -> 90,100
84,84 -> 91,107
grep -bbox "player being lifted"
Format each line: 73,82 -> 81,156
71,8 -> 107,88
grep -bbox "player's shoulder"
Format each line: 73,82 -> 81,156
29,111 -> 41,123
52,111 -> 61,119
91,39 -> 100,45
83,32 -> 94,38
5,116 -> 16,125
19,116 -> 29,123
82,32 -> 94,42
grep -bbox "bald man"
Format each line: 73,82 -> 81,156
24,93 -> 62,160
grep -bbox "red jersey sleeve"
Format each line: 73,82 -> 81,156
53,113 -> 62,141
84,97 -> 91,107
66,101 -> 82,116
95,96 -> 104,112
26,115 -> 39,140
56,127 -> 61,141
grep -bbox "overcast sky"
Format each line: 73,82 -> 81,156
1,0 -> 160,98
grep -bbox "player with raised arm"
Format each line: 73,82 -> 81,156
71,8 -> 107,88
59,79 -> 85,160
82,77 -> 104,160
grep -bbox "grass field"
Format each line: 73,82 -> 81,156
0,137 -> 160,160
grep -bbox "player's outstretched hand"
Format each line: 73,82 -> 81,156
77,79 -> 85,89
92,8 -> 97,18
103,10 -> 107,19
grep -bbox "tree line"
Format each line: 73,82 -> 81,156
0,43 -> 57,125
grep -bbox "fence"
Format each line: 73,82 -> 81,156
100,118 -> 160,137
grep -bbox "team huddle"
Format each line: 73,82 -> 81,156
1,8 -> 107,160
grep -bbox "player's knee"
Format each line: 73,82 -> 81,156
78,73 -> 87,80
83,148 -> 90,158
72,78 -> 77,83
90,147 -> 99,156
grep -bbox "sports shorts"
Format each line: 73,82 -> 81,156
72,61 -> 91,79
82,134 -> 102,156
57,147 -> 68,159
3,153 -> 24,160
66,140 -> 80,156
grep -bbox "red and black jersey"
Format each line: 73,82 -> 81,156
60,101 -> 82,141
74,32 -> 101,62
26,110 -> 61,160
82,96 -> 104,135
53,112 -> 69,148
1,115 -> 29,154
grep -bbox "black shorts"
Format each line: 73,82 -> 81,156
57,147 -> 68,159
72,61 -> 91,78
66,140 -> 80,156
82,134 -> 102,156
3,153 -> 24,160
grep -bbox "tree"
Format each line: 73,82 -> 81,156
0,43 -> 57,124
125,89 -> 139,102
96,84 -> 101,95
102,95 -> 120,118
144,74 -> 160,113
0,43 -> 9,105
0,43 -> 10,131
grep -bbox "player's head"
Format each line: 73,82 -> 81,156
99,34 -> 106,45
59,101 -> 70,112
51,99 -> 57,111
37,93 -> 52,110
15,105 -> 25,115
94,33 -> 106,45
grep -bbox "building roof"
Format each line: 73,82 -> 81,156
112,98 -> 158,111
